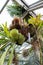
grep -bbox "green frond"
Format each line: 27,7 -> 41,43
0,46 -> 10,65
2,22 -> 10,38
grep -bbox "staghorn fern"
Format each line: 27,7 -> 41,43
7,3 -> 25,17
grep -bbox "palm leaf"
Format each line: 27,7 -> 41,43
0,31 -> 9,45
0,43 -> 7,50
7,44 -> 15,65
0,31 -> 6,37
0,46 -> 10,65
37,21 -> 43,31
2,22 -> 10,38
0,38 -> 9,45
0,25 -> 3,31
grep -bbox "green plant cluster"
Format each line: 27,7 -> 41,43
0,15 -> 43,65
7,3 -> 25,17
0,22 -> 25,65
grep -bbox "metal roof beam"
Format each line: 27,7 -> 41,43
21,0 -> 43,11
0,0 -> 9,14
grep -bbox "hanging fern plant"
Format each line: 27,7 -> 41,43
7,2 -> 25,17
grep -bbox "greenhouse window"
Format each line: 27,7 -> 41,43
21,0 -> 39,6
0,0 -> 7,11
34,8 -> 43,15
0,0 -> 12,26
0,0 -> 10,13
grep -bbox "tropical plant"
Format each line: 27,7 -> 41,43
0,15 -> 43,65
28,14 -> 43,65
7,2 -> 25,17
0,22 -> 25,65
7,1 -> 31,22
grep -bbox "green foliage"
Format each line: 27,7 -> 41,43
7,44 -> 15,65
0,31 -> 6,37
10,29 -> 19,42
0,37 -> 9,45
18,33 -> 25,45
0,23 -> 16,65
28,15 -> 43,65
2,22 -> 10,38
0,23 -> 25,45
7,3 -> 25,17
0,22 -> 25,65
0,25 -> 10,50
0,15 -> 43,65
28,14 -> 43,29
28,14 -> 43,38
0,25 -> 3,31
10,29 -> 25,44
0,46 -> 10,65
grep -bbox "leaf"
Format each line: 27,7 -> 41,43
0,25 -> 3,31
0,43 -> 7,50
0,31 -> 6,37
0,38 -> 9,45
2,22 -> 10,38
0,46 -> 10,65
7,3 -> 25,17
37,21 -> 43,31
28,15 -> 43,28
28,16 -> 36,27
0,31 -> 8,45
7,44 -> 15,65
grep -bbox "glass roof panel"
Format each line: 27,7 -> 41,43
0,0 -> 43,26
34,8 -> 43,15
0,0 -> 7,11
0,0 -> 13,26
22,0 -> 39,6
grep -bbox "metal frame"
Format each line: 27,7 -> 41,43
21,0 -> 43,12
0,0 -> 43,17
20,0 -> 36,18
0,0 -> 9,14
15,0 -> 37,18
20,0 -> 43,17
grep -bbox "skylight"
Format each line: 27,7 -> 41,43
34,8 -> 43,15
0,0 -> 7,11
24,0 -> 39,5
0,0 -> 13,26
0,0 -> 43,26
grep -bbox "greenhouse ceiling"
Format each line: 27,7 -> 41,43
0,0 -> 43,25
